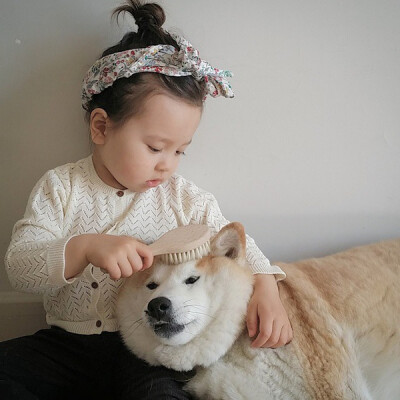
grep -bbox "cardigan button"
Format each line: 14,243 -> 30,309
96,320 -> 102,328
91,282 -> 98,289
116,190 -> 124,197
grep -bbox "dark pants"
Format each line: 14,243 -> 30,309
0,327 -> 194,400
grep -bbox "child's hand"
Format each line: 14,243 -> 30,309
84,234 -> 154,280
246,274 -> 293,348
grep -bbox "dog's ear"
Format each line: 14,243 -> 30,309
211,222 -> 246,267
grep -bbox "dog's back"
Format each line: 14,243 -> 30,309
276,239 -> 400,399
189,239 -> 400,399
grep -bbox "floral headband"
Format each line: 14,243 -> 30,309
81,33 -> 234,110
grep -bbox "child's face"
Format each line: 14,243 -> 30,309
91,94 -> 202,192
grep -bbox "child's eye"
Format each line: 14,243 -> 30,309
148,146 -> 161,153
184,276 -> 200,285
146,282 -> 159,290
176,151 -> 186,156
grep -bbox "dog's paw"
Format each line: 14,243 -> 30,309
154,345 -> 194,371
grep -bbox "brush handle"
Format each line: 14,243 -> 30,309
149,225 -> 211,256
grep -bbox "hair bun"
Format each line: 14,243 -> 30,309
108,0 -> 178,55
113,1 -> 165,31
135,12 -> 159,29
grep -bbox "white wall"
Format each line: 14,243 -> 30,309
1,0 -> 400,304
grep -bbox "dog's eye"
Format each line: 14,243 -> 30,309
146,282 -> 158,290
184,276 -> 200,285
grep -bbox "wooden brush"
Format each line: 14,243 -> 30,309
149,224 -> 211,265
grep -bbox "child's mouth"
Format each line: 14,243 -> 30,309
146,179 -> 162,187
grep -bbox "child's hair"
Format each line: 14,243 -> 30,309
84,0 -> 206,128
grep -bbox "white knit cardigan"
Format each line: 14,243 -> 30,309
5,155 -> 285,335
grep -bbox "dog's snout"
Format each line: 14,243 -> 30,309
147,297 -> 172,320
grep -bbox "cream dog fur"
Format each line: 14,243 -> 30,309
117,223 -> 400,399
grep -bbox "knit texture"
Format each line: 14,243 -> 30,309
4,155 -> 285,335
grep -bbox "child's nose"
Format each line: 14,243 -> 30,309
155,159 -> 168,172
155,155 -> 175,172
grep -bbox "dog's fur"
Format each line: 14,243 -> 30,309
117,223 -> 400,399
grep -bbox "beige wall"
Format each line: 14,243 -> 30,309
0,297 -> 48,341
1,0 -> 400,306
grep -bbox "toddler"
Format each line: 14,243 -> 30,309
1,1 -> 292,399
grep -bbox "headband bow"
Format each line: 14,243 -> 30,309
81,33 -> 234,110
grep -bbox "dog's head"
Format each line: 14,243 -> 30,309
117,222 -> 254,368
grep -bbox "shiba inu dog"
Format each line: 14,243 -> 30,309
117,222 -> 400,399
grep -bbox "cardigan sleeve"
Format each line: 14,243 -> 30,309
4,170 -> 77,294
180,182 -> 285,281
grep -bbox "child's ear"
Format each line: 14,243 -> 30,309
90,108 -> 109,144
210,222 -> 247,267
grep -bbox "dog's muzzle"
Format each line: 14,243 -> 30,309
146,297 -> 185,338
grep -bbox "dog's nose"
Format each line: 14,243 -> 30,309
147,297 -> 172,321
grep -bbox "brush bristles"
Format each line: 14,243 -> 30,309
159,241 -> 211,265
